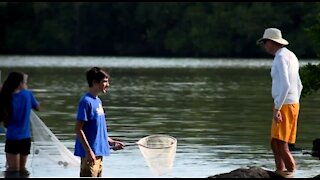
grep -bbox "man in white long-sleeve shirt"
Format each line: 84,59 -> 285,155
257,28 -> 303,178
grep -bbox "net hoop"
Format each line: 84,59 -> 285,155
136,134 -> 177,176
137,134 -> 177,149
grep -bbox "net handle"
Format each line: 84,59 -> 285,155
110,135 -> 177,149
110,141 -> 175,149
109,142 -> 139,150
110,141 -> 165,149
125,142 -> 140,147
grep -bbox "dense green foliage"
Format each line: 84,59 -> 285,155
0,2 -> 319,58
1,2 -> 320,96
300,63 -> 320,97
300,12 -> 320,97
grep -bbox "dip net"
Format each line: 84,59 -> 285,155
136,134 -> 177,176
30,111 -> 80,168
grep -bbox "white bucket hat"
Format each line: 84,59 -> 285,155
256,28 -> 289,45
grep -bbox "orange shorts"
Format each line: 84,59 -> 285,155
271,103 -> 300,144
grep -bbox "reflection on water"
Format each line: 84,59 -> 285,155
0,55 -> 318,68
0,56 -> 320,178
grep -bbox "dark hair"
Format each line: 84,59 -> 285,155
0,71 -> 25,127
86,67 -> 109,87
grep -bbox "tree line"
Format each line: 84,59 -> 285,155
0,2 -> 320,58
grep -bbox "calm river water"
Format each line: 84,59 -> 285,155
0,56 -> 319,178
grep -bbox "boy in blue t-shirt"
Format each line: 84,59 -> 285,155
74,67 -> 124,177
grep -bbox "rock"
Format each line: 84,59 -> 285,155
313,174 -> 320,178
208,167 -> 283,178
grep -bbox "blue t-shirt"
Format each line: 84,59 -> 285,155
74,92 -> 110,157
6,89 -> 39,140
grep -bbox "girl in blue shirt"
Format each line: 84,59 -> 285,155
0,71 -> 40,177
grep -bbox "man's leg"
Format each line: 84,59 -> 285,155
271,138 -> 285,171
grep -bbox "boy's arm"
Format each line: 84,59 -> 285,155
75,121 -> 96,164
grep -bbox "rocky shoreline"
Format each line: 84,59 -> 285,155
207,166 -> 319,178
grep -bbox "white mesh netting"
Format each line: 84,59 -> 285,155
30,111 -> 80,168
137,134 -> 177,176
